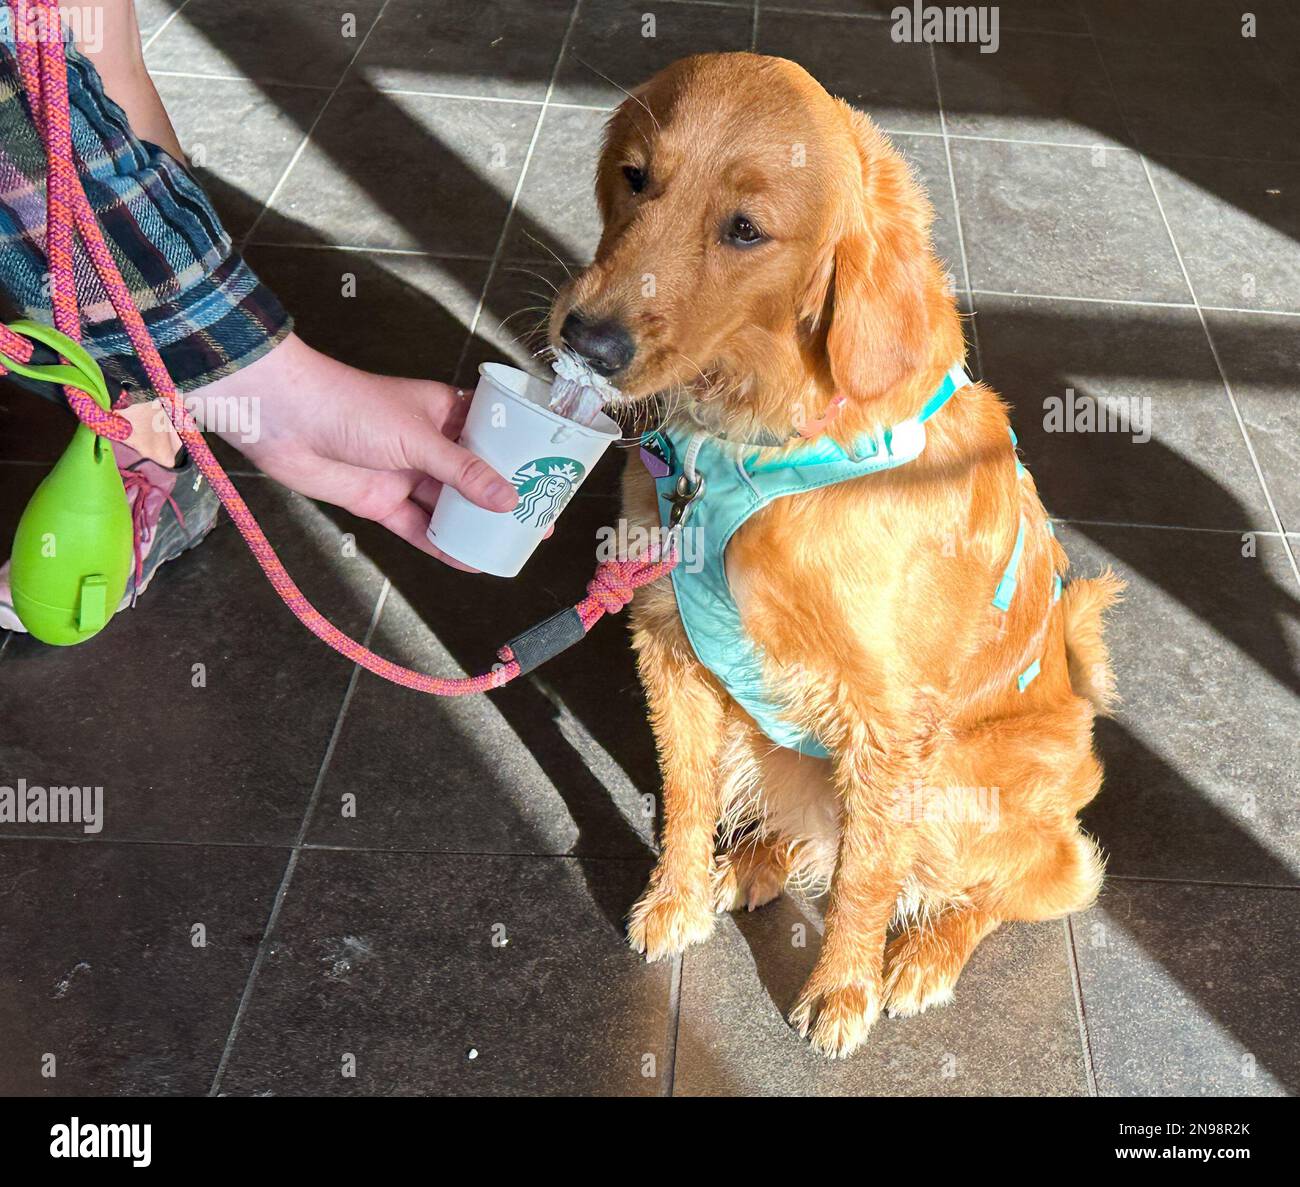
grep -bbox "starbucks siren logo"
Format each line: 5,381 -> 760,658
510,456 -> 586,527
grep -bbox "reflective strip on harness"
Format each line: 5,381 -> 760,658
1009,425 -> 1028,479
1016,522 -> 1063,694
991,513 -> 1027,611
1017,658 -> 1041,693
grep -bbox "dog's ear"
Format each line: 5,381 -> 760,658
804,106 -> 938,405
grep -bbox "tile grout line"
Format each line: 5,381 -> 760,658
248,242 -> 497,262
1051,516 -> 1293,539
236,0 -> 396,250
924,130 -> 1128,152
1197,305 -> 1300,319
140,0 -> 193,53
298,843 -> 651,861
1064,915 -> 1100,1097
452,0 -> 584,383
1106,873 -> 1300,893
349,87 -> 564,106
974,287 -> 1300,318
940,135 -> 1300,165
1081,8 -> 1300,589
663,955 -> 685,1097
3,826 -> 1295,889
763,4 -> 895,17
147,70 -> 334,91
975,289 -> 1198,310
749,0 -> 760,52
206,580 -> 391,1097
0,829 -> 657,861
927,43 -> 984,378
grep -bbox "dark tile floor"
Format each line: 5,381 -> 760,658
1,0 -> 1298,1096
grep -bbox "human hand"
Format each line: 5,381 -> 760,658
197,333 -> 518,571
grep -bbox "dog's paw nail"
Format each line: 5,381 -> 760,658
787,999 -> 813,1038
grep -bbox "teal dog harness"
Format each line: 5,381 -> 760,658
640,364 -> 1046,757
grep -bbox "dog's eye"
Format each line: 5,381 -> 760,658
726,215 -> 765,246
623,165 -> 647,194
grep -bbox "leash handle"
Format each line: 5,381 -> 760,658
6,0 -> 674,693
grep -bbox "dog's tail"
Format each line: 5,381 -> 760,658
1061,570 -> 1125,715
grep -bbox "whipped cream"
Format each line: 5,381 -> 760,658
548,354 -> 619,426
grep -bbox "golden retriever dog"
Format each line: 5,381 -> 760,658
548,53 -> 1120,1058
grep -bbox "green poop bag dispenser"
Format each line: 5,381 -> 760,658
3,320 -> 133,645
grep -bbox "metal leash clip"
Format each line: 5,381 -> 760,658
666,471 -> 705,529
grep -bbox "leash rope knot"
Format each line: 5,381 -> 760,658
577,551 -> 679,630
579,540 -> 681,624
6,0 -> 676,692
586,562 -> 639,615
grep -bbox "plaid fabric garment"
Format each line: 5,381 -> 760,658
0,14 -> 291,400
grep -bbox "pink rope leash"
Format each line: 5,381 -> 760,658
5,0 -> 675,694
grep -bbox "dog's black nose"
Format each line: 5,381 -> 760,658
560,310 -> 635,377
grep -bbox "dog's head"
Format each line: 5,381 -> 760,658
549,53 -> 962,441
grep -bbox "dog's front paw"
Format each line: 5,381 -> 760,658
627,883 -> 715,962
790,981 -> 881,1059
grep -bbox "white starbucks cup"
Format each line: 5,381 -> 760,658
426,362 -> 621,576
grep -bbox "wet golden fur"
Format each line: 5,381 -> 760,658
549,54 -> 1120,1058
